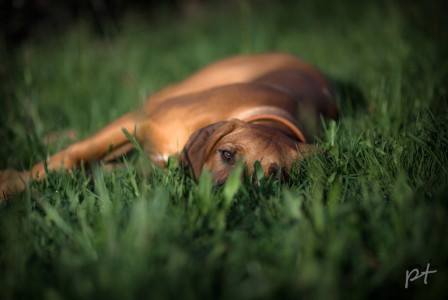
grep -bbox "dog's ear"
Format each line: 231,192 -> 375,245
243,114 -> 307,143
244,114 -> 318,165
182,120 -> 241,180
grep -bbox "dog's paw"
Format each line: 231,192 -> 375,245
0,169 -> 29,200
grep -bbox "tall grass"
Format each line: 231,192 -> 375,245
1,0 -> 447,299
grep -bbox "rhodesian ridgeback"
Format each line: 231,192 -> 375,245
0,52 -> 338,197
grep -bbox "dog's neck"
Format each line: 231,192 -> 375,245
233,106 -> 295,123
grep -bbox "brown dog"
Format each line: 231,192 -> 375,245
0,53 -> 338,197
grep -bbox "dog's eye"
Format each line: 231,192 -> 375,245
219,150 -> 233,162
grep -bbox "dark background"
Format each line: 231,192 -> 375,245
1,0 -> 447,52
1,0 -> 213,48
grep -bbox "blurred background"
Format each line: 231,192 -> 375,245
1,0 -> 207,48
1,0 -> 446,50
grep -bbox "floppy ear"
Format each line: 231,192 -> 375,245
243,114 -> 307,143
244,114 -> 319,166
182,120 -> 241,180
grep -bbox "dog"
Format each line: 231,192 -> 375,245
0,52 -> 339,198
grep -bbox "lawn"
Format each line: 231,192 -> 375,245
0,0 -> 447,299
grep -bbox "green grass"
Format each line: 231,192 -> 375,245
1,0 -> 447,299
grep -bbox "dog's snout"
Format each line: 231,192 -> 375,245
268,163 -> 279,175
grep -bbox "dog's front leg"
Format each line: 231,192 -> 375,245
0,111 -> 142,198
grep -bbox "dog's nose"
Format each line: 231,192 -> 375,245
267,163 -> 279,176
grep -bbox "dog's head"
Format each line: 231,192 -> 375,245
181,115 -> 315,184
